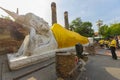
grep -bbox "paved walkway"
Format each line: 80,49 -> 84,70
105,49 -> 120,57
96,48 -> 120,57
83,55 -> 120,80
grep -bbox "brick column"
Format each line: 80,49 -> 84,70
64,11 -> 69,30
51,2 -> 57,25
16,8 -> 19,14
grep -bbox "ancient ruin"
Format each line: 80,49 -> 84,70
0,7 -> 89,70
64,11 -> 69,30
51,2 -> 57,25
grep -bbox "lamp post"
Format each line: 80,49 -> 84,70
96,20 -> 103,38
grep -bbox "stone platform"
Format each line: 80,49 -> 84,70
0,51 -> 120,80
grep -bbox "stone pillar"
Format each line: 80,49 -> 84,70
16,8 -> 19,14
51,2 -> 57,25
64,11 -> 69,30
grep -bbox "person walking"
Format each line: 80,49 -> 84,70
109,36 -> 117,60
115,36 -> 120,49
98,39 -> 104,48
104,39 -> 110,49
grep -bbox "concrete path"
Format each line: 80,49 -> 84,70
83,55 -> 120,80
96,48 -> 120,57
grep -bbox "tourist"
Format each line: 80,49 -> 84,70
104,39 -> 110,49
98,39 -> 104,48
109,36 -> 117,60
115,36 -> 120,49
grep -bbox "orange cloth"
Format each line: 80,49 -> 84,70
51,23 -> 89,48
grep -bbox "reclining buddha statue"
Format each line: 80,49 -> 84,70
0,7 -> 89,70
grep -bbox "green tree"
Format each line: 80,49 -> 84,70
109,23 -> 120,36
99,24 -> 109,37
101,23 -> 120,38
70,17 -> 94,37
69,17 -> 82,31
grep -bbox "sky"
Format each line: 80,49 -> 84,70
0,0 -> 120,32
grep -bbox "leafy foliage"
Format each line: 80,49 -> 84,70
110,23 -> 120,35
99,23 -> 120,38
69,18 -> 82,31
99,24 -> 109,37
70,17 -> 94,37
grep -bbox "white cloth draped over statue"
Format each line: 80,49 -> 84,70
6,12 -> 58,57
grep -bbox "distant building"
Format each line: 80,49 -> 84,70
94,32 -> 98,37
